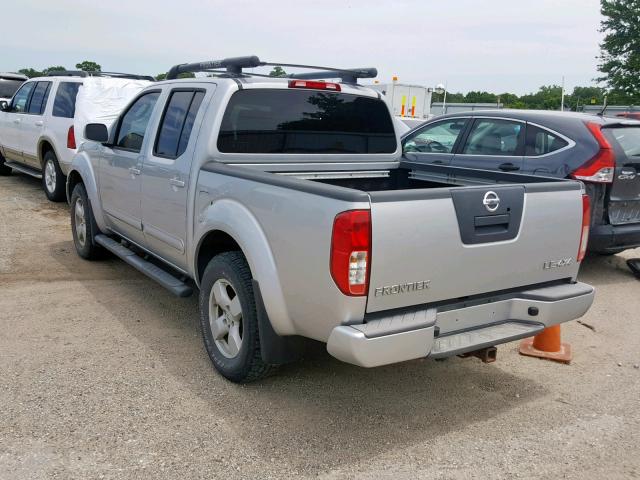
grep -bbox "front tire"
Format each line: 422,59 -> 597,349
70,183 -> 102,260
42,150 -> 66,202
199,251 -> 274,383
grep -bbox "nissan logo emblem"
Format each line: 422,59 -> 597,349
483,191 -> 500,212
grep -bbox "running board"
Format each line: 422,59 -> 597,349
430,321 -> 545,358
5,161 -> 42,179
94,234 -> 193,297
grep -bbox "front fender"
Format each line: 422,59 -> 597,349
67,147 -> 108,232
194,198 -> 295,336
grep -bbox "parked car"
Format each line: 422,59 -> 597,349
67,56 -> 594,382
402,110 -> 640,254
0,72 -> 27,103
0,71 -> 154,201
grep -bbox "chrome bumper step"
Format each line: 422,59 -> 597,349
430,321 -> 544,358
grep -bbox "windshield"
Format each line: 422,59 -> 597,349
218,89 -> 396,154
0,79 -> 24,99
610,127 -> 640,158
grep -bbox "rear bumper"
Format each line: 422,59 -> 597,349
326,282 -> 595,368
589,222 -> 640,252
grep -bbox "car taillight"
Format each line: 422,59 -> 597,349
570,122 -> 614,183
288,80 -> 341,92
67,126 -> 76,149
330,210 -> 371,296
577,194 -> 591,262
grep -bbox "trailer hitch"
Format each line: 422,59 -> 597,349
458,346 -> 497,363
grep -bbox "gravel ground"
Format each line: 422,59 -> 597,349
1,172 -> 639,480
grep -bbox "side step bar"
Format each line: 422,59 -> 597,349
95,234 -> 193,297
5,161 -> 42,179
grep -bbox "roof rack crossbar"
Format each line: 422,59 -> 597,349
46,70 -> 88,77
165,56 -> 377,84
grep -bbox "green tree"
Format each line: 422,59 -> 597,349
43,65 -> 67,75
269,66 -> 287,77
18,68 -> 42,78
76,60 -> 101,72
598,0 -> 640,98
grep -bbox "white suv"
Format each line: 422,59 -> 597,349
0,71 -> 153,201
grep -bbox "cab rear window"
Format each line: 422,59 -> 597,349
610,127 -> 640,158
217,89 -> 396,154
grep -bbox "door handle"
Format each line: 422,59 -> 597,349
170,178 -> 185,188
35,121 -> 44,127
432,160 -> 443,164
129,167 -> 141,175
13,119 -> 20,124
499,162 -> 520,172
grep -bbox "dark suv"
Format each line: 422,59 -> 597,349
402,110 -> 640,254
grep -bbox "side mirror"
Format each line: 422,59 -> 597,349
84,123 -> 109,143
0,101 -> 9,112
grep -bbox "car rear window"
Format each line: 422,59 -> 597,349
610,127 -> 640,158
217,89 -> 396,154
52,82 -> 81,118
0,78 -> 24,99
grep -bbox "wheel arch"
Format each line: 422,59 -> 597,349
37,137 -> 60,167
194,199 -> 294,335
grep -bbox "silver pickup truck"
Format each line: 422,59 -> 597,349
67,57 -> 595,382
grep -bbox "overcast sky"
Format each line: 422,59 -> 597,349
3,0 -> 603,95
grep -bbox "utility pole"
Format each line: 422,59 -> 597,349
560,76 -> 565,111
442,82 -> 448,114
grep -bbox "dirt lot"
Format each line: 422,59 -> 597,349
0,172 -> 639,480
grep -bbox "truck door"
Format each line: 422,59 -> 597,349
452,117 -> 525,172
99,90 -> 161,245
141,87 -> 208,269
402,117 -> 469,165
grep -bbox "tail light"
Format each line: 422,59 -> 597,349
67,126 -> 76,149
577,194 -> 591,262
330,210 -> 371,296
289,80 -> 341,92
570,122 -> 614,183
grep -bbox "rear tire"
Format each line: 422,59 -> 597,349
0,152 -> 11,176
42,150 -> 66,202
70,183 -> 102,260
199,251 -> 274,383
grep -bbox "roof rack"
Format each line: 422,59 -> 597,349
46,70 -> 155,81
165,55 -> 377,84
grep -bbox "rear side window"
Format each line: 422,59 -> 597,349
525,124 -> 568,156
610,127 -> 640,158
27,81 -> 52,115
461,119 -> 524,156
155,90 -> 205,159
9,82 -> 35,113
52,82 -> 81,118
217,89 -> 396,154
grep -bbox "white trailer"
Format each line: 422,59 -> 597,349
369,80 -> 433,128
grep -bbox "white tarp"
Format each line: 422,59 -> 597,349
74,77 -> 152,143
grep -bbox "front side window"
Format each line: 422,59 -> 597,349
461,119 -> 524,156
52,82 -> 81,118
218,89 -> 396,154
155,90 -> 205,159
116,92 -> 160,152
9,82 -> 35,113
525,124 -> 568,156
403,119 -> 468,153
27,81 -> 52,115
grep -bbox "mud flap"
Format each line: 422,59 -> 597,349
252,280 -> 304,365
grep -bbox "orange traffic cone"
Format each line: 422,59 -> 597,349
519,325 -> 572,364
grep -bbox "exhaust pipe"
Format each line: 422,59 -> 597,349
459,346 -> 497,363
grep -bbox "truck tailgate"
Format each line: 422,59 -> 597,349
366,182 -> 584,313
